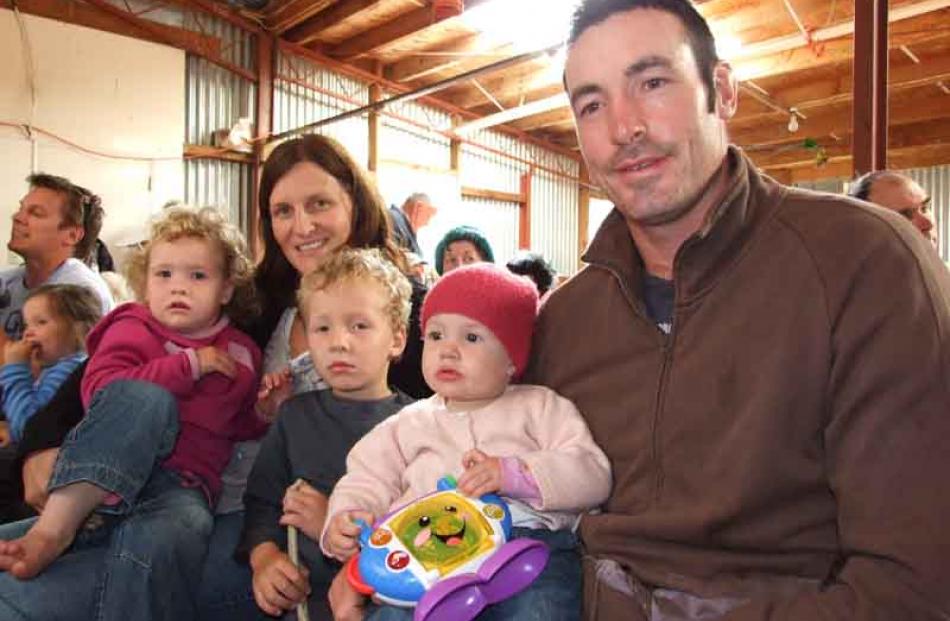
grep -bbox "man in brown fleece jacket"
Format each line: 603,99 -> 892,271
526,0 -> 950,619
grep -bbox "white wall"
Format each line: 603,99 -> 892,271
0,10 -> 185,266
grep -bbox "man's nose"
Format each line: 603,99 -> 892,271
609,96 -> 646,145
914,211 -> 934,233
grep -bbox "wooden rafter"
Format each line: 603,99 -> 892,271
387,34 -> 507,83
327,5 -> 435,59
284,0 -> 381,45
733,90 -> 950,147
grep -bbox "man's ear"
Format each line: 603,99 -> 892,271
61,225 -> 84,248
712,62 -> 738,121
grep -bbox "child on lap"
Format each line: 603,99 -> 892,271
323,263 -> 612,621
0,207 -> 265,581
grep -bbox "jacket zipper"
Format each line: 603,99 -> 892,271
592,262 -> 677,504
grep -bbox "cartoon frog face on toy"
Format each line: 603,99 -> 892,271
389,492 -> 496,574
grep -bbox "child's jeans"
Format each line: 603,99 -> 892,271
0,380 -> 214,621
364,527 -> 582,621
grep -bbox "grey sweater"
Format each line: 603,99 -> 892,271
238,389 -> 413,572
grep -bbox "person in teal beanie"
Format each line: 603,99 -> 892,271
433,225 -> 495,275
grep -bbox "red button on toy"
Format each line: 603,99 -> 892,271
386,550 -> 410,571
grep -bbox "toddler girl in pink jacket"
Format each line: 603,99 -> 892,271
324,262 -> 611,621
0,207 -> 265,594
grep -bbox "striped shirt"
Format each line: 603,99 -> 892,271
0,352 -> 87,442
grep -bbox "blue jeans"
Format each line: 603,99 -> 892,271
0,381 -> 214,621
365,527 -> 582,621
196,510 -> 269,621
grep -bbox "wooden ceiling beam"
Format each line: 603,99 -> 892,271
386,34 -> 506,83
267,0 -> 336,35
769,143 -> 950,184
750,117 -> 950,169
730,52 -> 950,131
735,12 -> 950,82
284,0 -> 381,46
327,6 -> 438,59
732,91 -> 950,147
441,62 -> 555,108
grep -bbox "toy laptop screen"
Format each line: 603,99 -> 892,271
388,491 -> 500,576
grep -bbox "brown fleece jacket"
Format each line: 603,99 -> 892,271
527,148 -> 950,620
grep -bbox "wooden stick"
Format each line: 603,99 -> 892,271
288,479 -> 310,621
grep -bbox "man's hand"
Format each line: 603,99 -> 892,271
250,542 -> 310,617
3,339 -> 34,365
457,449 -> 503,498
256,368 -> 293,421
195,347 -> 237,379
22,448 -> 58,512
279,480 -> 328,543
325,510 -> 373,561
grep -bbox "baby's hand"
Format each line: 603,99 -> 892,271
458,449 -> 503,498
256,368 -> 293,421
325,510 -> 373,561
3,339 -> 34,365
250,544 -> 310,616
279,479 -> 328,543
195,346 -> 236,378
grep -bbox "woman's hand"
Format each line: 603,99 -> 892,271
256,368 -> 293,421
458,449 -> 503,498
325,510 -> 374,561
250,542 -> 311,616
279,479 -> 328,543
3,339 -> 34,365
328,569 -> 366,621
22,448 -> 59,512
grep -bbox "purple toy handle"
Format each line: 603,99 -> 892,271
414,539 -> 549,621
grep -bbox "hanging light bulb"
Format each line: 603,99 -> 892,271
787,111 -> 799,133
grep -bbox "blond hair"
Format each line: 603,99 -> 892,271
296,248 -> 412,335
125,207 -> 258,325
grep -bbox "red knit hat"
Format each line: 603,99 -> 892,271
421,263 -> 539,378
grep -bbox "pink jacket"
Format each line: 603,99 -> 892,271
82,303 -> 265,502
327,385 -> 611,534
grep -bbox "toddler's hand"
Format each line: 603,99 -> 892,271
250,544 -> 310,616
256,368 -> 293,421
3,339 -> 34,365
325,510 -> 373,561
279,479 -> 328,543
195,346 -> 236,378
458,449 -> 503,498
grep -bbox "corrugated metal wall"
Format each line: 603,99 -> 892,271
380,97 -> 452,170
273,51 -> 370,166
903,164 -> 949,262
183,159 -> 254,232
182,15 -> 256,228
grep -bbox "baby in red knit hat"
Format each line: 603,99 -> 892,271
324,262 -> 611,621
